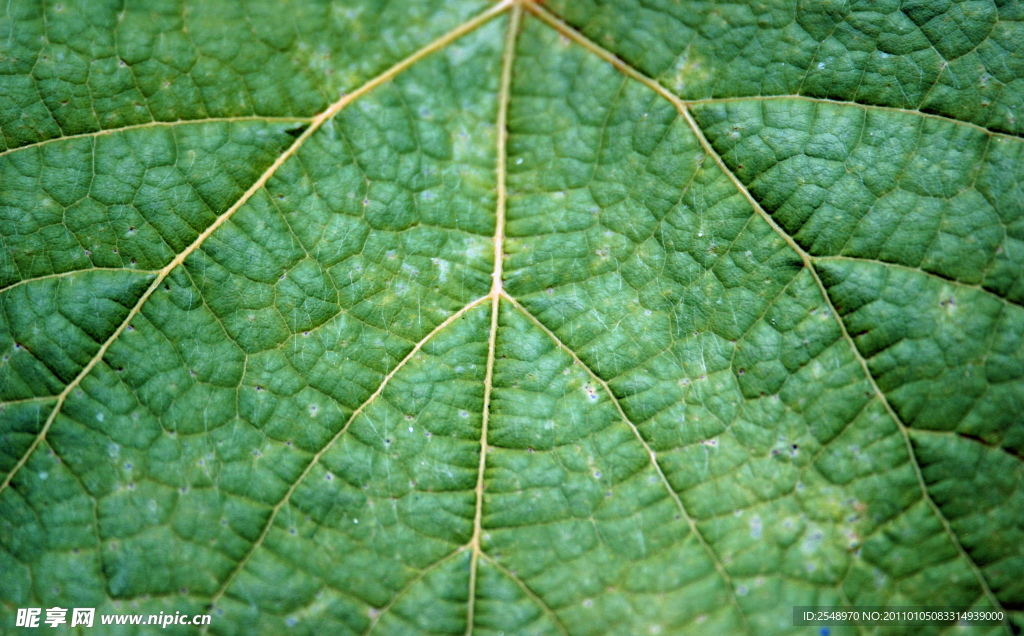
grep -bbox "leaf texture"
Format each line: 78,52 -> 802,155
0,1 -> 1021,635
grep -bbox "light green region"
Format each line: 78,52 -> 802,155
487,299 -> 741,636
503,18 -> 1016,634
0,1 -> 1021,635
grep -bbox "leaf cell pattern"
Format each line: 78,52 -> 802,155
0,1 -> 1021,635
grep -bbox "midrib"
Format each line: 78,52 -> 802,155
465,3 -> 521,633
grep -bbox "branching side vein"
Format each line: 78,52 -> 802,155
501,290 -> 753,636
0,116 -> 315,159
523,2 -> 1008,625
202,295 -> 491,621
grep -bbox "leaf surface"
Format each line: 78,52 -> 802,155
1,1 -> 1021,634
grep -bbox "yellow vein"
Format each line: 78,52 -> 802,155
501,290 -> 753,636
686,95 -> 1024,143
0,268 -> 161,295
491,3 -> 516,300
466,271 -> 498,635
905,425 -> 1024,463
527,3 -> 1008,622
202,295 -> 490,621
0,116 -> 315,158
467,6 -> 521,635
0,0 -> 515,499
480,554 -> 570,636
817,255 -> 1021,310
362,547 -> 470,636
0,395 -> 57,408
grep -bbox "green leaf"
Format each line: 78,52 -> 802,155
1,1 -> 1021,635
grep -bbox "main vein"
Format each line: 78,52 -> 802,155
525,0 -> 1008,623
0,0 -> 514,498
466,5 -> 521,635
